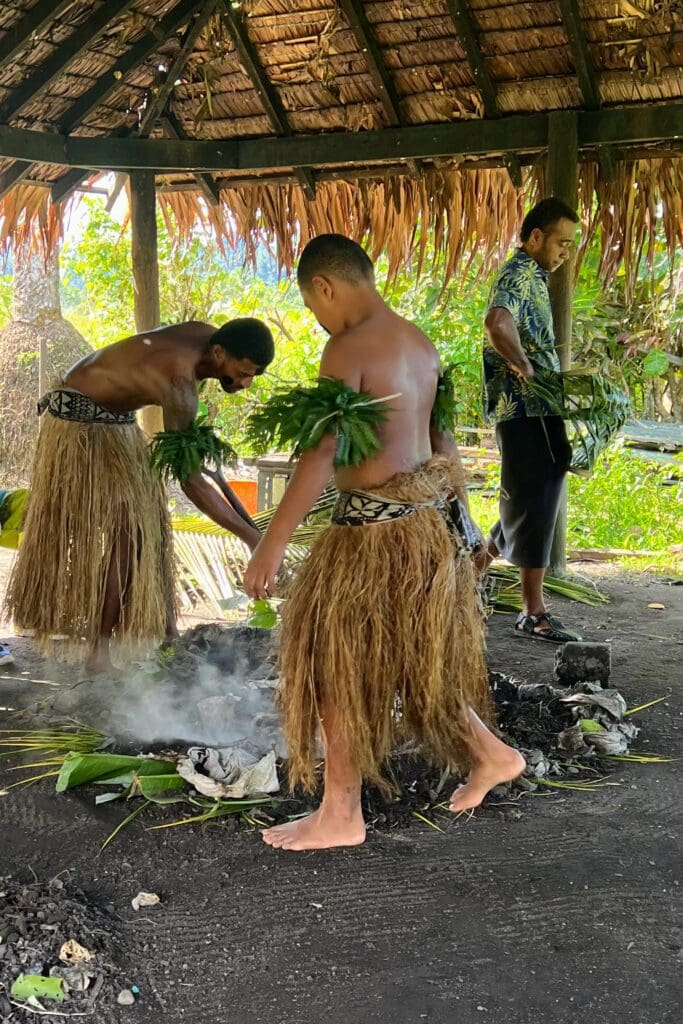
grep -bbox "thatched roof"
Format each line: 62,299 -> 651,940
0,0 -> 682,284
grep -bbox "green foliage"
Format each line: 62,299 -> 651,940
567,448 -> 682,552
470,447 -> 682,559
385,266 -> 487,427
431,364 -> 459,432
149,416 -> 238,484
246,376 -> 391,467
248,599 -> 278,629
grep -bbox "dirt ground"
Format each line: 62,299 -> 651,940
0,559 -> 681,1024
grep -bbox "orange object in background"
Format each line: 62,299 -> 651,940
227,479 -> 258,516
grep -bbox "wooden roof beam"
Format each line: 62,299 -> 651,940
0,102 -> 680,173
59,0 -> 208,135
557,0 -> 616,180
444,0 -> 498,118
5,0 -> 206,205
557,0 -> 600,110
0,0 -> 75,69
444,1 -> 521,188
53,2 -> 219,206
160,112 -> 221,207
137,1 -> 218,136
338,0 -> 400,126
0,0 -> 137,123
338,0 -> 421,176
0,160 -> 29,202
219,2 -> 316,199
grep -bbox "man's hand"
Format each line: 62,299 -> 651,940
509,357 -> 535,380
244,536 -> 287,600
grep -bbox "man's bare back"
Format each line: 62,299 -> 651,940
64,322 -> 216,414
327,306 -> 440,492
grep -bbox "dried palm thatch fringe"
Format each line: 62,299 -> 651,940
5,415 -> 174,663
279,455 -> 494,795
1,160 -> 680,296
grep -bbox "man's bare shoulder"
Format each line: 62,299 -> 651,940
150,321 -> 216,343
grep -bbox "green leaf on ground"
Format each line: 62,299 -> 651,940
11,975 -> 65,1003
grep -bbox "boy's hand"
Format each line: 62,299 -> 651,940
244,536 -> 286,599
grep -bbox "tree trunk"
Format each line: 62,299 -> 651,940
130,171 -> 164,437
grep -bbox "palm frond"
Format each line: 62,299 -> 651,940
523,369 -> 630,475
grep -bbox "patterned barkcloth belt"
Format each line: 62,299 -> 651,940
332,489 -> 451,526
332,488 -> 484,551
37,388 -> 136,425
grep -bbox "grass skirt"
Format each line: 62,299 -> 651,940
5,414 -> 174,662
280,455 -> 494,792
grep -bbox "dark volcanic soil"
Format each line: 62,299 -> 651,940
0,569 -> 681,1024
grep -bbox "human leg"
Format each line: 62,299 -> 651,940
262,702 -> 366,851
449,709 -> 526,812
85,522 -> 132,675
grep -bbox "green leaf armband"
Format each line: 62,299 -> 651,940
149,416 -> 238,484
245,376 -> 396,468
431,364 -> 459,433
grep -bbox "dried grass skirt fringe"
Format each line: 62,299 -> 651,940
280,455 -> 494,792
5,414 -> 174,662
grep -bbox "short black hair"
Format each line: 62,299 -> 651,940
211,318 -> 274,368
297,233 -> 375,290
520,198 -> 579,242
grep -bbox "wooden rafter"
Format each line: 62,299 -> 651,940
53,2 -> 220,206
160,112 -> 221,207
59,0 -> 207,135
0,103 -> 680,173
338,0 -> 400,126
0,161 -> 29,202
137,2 -> 218,136
2,0 -> 207,203
556,0 -> 616,179
557,0 -> 600,110
0,0 -> 137,123
338,0 -> 422,176
444,1 -> 521,186
0,0 -> 74,69
444,0 -> 498,118
219,1 -> 316,199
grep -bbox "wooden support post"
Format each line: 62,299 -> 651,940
547,111 -> 578,576
130,171 -> 163,437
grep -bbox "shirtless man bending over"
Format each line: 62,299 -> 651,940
7,318 -> 274,673
244,234 -> 523,851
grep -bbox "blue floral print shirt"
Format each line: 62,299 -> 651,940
484,248 -> 561,421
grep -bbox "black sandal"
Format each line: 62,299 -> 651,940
514,612 -> 582,644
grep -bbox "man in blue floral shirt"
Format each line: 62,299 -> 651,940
482,198 -> 581,642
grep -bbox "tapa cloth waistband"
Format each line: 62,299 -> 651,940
37,388 -> 136,425
331,488 -> 451,526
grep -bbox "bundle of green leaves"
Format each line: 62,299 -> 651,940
522,369 -> 630,475
149,415 -> 238,484
245,376 -> 394,467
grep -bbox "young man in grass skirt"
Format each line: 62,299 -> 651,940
244,235 -> 524,851
6,319 -> 274,674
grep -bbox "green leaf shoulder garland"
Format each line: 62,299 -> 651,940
245,376 -> 398,468
149,415 -> 238,484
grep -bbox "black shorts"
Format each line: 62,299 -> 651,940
489,416 -> 571,569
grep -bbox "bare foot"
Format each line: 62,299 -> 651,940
449,748 -> 526,813
262,807 -> 366,851
82,650 -> 118,678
